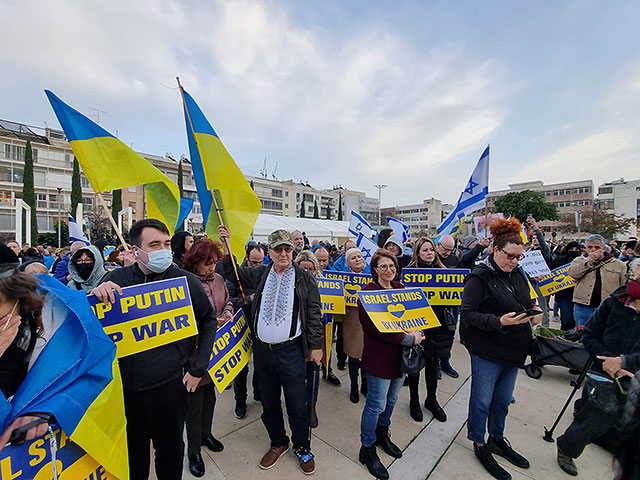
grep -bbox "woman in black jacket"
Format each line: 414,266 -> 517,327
461,218 -> 542,480
405,237 -> 450,423
171,231 -> 194,268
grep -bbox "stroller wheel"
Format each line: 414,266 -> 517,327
525,363 -> 543,379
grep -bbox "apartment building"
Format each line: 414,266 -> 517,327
597,178 -> 640,237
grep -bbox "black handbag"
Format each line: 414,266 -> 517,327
401,343 -> 425,376
444,308 -> 457,332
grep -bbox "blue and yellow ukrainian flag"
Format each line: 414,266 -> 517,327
45,90 -> 184,234
179,86 -> 261,260
0,274 -> 128,479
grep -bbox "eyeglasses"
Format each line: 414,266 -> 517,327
272,246 -> 293,254
500,249 -> 524,261
376,264 -> 397,271
439,245 -> 454,253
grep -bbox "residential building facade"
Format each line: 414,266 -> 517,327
597,178 -> 640,238
380,198 -> 443,237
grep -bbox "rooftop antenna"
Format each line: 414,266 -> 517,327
87,107 -> 107,124
271,160 -> 278,179
259,157 -> 268,178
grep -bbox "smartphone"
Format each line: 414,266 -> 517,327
517,309 -> 541,318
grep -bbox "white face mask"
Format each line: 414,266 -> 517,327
138,248 -> 173,273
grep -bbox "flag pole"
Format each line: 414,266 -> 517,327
176,77 -> 247,304
97,194 -> 129,251
484,143 -> 490,240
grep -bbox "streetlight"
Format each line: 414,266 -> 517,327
57,187 -> 62,248
374,184 -> 388,226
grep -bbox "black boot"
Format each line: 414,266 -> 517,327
350,377 -> 360,403
202,434 -> 224,452
488,437 -> 529,469
188,453 -> 205,477
375,425 -> 402,458
361,374 -> 368,396
359,444 -> 389,480
408,375 -> 423,422
425,398 -> 447,422
474,443 -> 511,480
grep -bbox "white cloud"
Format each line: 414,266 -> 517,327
1,0 -> 510,205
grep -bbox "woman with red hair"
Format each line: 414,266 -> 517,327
182,239 -> 234,478
461,218 -> 542,480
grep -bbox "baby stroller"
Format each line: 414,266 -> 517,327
524,326 -> 591,379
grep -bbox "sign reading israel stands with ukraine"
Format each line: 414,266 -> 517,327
400,268 -> 470,305
207,309 -> 253,393
323,271 -> 373,306
537,263 -> 577,296
88,277 -> 198,358
357,287 -> 440,333
317,278 -> 346,314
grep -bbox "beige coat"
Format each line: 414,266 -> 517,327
568,256 -> 627,306
339,306 -> 364,359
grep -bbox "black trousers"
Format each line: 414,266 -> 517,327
254,340 -> 310,450
336,322 -> 346,364
233,364 -> 261,402
408,357 -> 439,401
185,382 -> 216,456
124,378 -> 188,480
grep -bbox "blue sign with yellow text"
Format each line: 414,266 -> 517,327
323,270 -> 372,306
401,268 -> 469,305
207,309 -> 253,393
318,278 -> 346,314
87,277 -> 198,358
357,287 -> 441,333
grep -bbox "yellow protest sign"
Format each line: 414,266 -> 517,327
88,277 -> 198,358
537,263 -> 577,296
356,287 -> 441,333
207,309 -> 253,393
400,268 -> 469,305
317,278 -> 346,314
323,271 -> 372,307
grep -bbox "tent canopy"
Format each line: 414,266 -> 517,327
250,214 -> 352,244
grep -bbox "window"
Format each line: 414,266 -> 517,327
553,190 -> 559,196
34,170 -> 46,187
296,193 -> 300,200
81,175 -> 91,188
129,202 -> 137,212
285,191 -> 289,197
599,199 -> 614,210
0,166 -> 10,182
37,193 -> 47,208
12,168 -> 23,183
0,191 -> 12,204
565,189 -> 571,195
261,200 -> 282,210
599,186 -> 613,195
82,197 -> 94,206
285,203 -> 288,209
303,194 -> 314,202
272,189 -> 283,198
128,186 -> 137,193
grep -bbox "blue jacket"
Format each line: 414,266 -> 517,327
53,253 -> 71,285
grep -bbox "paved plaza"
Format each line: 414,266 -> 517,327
165,320 -> 614,480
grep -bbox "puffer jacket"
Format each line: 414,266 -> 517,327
461,256 -> 535,366
568,254 -> 627,306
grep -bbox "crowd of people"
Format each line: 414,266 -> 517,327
1,217 -> 640,480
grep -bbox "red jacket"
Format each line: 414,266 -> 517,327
358,280 -> 409,379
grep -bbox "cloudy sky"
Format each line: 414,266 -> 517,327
2,0 -> 640,207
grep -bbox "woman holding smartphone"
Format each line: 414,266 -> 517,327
461,218 -> 542,480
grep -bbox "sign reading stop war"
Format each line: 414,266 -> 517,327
357,287 -> 441,333
88,277 -> 198,358
207,309 -> 253,393
0,427 -> 115,480
323,271 -> 372,307
400,268 -> 469,306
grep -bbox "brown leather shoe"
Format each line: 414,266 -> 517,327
259,445 -> 290,470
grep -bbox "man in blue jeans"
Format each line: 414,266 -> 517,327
567,234 -> 626,326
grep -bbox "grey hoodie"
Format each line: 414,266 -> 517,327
67,245 -> 108,294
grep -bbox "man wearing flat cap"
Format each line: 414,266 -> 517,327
219,226 -> 323,475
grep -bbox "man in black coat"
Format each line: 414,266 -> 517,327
92,219 -> 217,480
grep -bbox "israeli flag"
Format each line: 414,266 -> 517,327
356,233 -> 379,267
437,145 -> 490,236
387,216 -> 409,244
69,215 -> 89,244
349,210 -> 373,239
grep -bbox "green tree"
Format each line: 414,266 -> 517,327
326,201 -> 332,220
39,220 -> 69,247
337,191 -> 343,221
559,207 -> 634,239
70,157 -> 82,219
493,190 -> 558,222
313,199 -> 319,219
177,159 -> 184,197
111,189 -> 122,234
300,198 -> 306,218
22,140 -> 38,242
